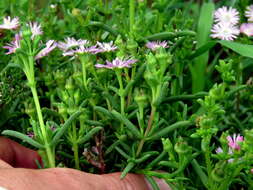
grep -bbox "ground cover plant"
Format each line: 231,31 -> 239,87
0,0 -> 253,189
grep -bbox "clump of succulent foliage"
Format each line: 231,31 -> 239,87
1,0 -> 253,189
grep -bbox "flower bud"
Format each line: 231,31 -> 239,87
67,107 -> 78,115
74,89 -> 81,104
73,71 -> 82,80
22,28 -> 32,40
134,89 -> 148,108
65,78 -> 75,91
72,8 -> 81,16
211,161 -> 226,182
44,73 -> 53,87
174,137 -> 191,155
60,91 -> 69,103
55,70 -> 66,86
162,138 -> 173,153
58,104 -> 67,116
127,38 -> 138,53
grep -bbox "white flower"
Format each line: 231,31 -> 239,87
95,57 -> 137,69
96,41 -> 117,53
50,4 -> 57,9
214,6 -> 240,25
211,22 -> 240,41
245,5 -> 253,22
0,16 -> 19,30
58,37 -> 89,51
29,22 -> 43,39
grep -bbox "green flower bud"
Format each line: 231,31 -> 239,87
25,106 -> 36,119
134,89 -> 148,108
57,103 -> 67,115
65,78 -> 75,91
44,73 -> 54,87
146,53 -> 157,68
72,8 -> 81,16
127,38 -> 138,52
55,70 -> 66,86
73,71 -> 82,80
79,113 -> 87,123
60,91 -> 69,103
115,35 -> 124,47
201,138 -> 209,152
74,89 -> 81,104
155,48 -> 168,61
174,137 -> 191,155
22,28 -> 32,40
211,162 -> 226,182
67,107 -> 78,115
162,138 -> 173,153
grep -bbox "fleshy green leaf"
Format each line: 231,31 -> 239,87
145,175 -> 161,190
2,130 -> 44,149
111,110 -> 141,139
115,146 -> 131,160
51,110 -> 83,146
144,31 -> 196,41
148,121 -> 192,140
94,106 -> 113,118
120,162 -> 135,179
191,159 -> 208,188
78,127 -> 103,144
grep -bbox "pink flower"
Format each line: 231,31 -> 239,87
214,6 -> 240,25
215,147 -> 223,154
29,22 -> 43,39
146,41 -> 169,51
227,134 -> 244,150
240,23 -> 253,37
0,16 -> 20,30
245,5 -> 253,22
211,22 -> 240,40
35,40 -> 57,60
27,131 -> 34,138
95,57 -> 137,69
3,34 -> 21,54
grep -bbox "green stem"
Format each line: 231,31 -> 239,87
136,106 -> 156,156
81,61 -> 88,91
116,70 -> 125,115
30,86 -> 55,167
24,54 -> 55,168
129,0 -> 135,35
204,138 -> 212,188
116,70 -> 125,133
126,66 -> 136,106
72,123 -> 80,170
